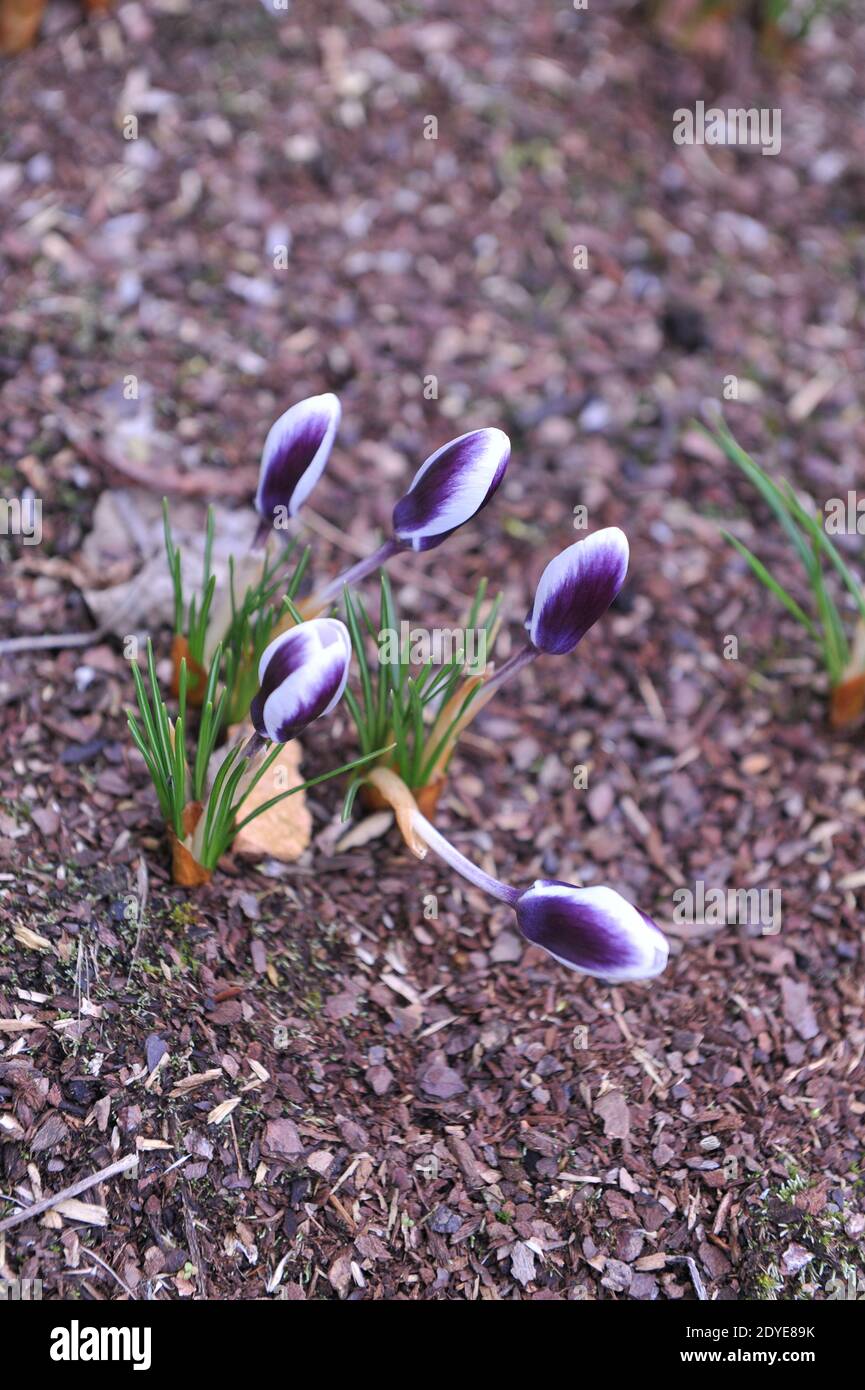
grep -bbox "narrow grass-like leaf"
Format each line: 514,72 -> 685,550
127,713 -> 172,823
344,585 -> 375,723
341,774 -> 364,822
173,713 -> 188,825
709,421 -> 818,582
780,482 -> 865,626
130,661 -> 163,774
809,533 -> 848,683
418,680 -> 485,786
722,531 -> 819,637
231,745 -> 395,839
342,685 -> 370,755
714,419 -> 865,692
408,679 -> 425,786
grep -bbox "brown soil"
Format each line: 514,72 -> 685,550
1,1 -> 863,1301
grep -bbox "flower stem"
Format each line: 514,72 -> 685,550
411,809 -> 519,906
315,537 -> 402,607
250,518 -> 272,552
241,731 -> 268,761
424,643 -> 538,780
478,641 -> 537,698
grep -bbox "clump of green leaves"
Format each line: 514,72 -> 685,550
162,497 -> 311,726
128,637 -> 383,873
221,546 -> 311,726
641,0 -> 839,54
128,639 -> 195,838
163,499 -> 216,681
714,419 -> 865,726
341,573 -> 501,815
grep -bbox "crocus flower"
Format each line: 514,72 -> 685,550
312,427 -> 512,608
391,428 -> 511,552
422,528 -> 631,775
366,767 -> 669,984
514,882 -> 668,981
527,528 -> 629,655
254,393 -> 341,540
248,617 -> 351,746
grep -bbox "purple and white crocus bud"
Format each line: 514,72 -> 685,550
392,428 -> 511,552
527,528 -> 629,655
465,527 -> 631,718
515,882 -> 668,981
254,393 -> 341,543
312,426 -> 512,607
248,617 -> 351,745
409,808 -> 668,983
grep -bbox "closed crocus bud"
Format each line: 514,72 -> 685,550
392,427 -> 511,552
515,882 -> 668,982
527,528 -> 629,655
249,618 -> 351,744
255,393 -> 341,532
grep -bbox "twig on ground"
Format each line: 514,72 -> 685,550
80,1244 -> 139,1299
126,857 -> 150,986
669,1255 -> 709,1301
0,1153 -> 139,1234
0,556 -> 153,655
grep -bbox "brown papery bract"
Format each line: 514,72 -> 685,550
170,635 -> 208,708
830,674 -> 865,730
168,802 -> 212,887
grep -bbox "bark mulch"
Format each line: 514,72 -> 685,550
1,1 -> 863,1300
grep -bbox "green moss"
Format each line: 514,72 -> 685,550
743,1159 -> 865,1300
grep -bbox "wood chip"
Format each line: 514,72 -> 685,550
208,1098 -> 241,1125
13,925 -> 52,951
169,1068 -> 222,1097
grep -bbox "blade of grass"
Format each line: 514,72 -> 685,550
708,421 -> 818,583
127,715 -> 172,822
780,482 -> 865,626
343,586 -> 374,725
721,531 -> 819,638
418,679 -> 486,786
809,532 -> 848,683
342,685 -> 371,755
408,679 -> 425,787
388,687 -> 410,781
231,745 -> 396,837
172,713 -> 188,829
341,774 -> 365,822
130,661 -> 165,777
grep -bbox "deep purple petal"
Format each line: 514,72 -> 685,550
257,628 -> 320,705
267,649 -> 346,742
256,394 -> 340,524
515,881 -> 668,981
392,428 -> 510,551
250,620 -> 350,742
249,627 -> 319,739
248,687 -> 267,737
527,529 -> 629,655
